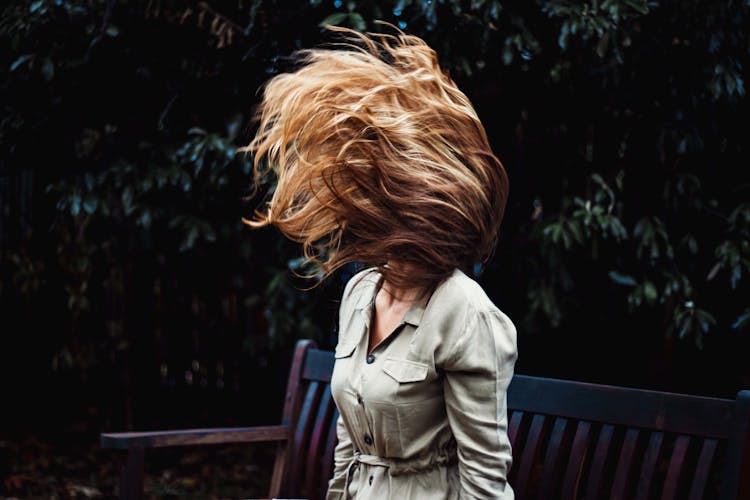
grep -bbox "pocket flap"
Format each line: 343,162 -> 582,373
334,342 -> 357,358
382,357 -> 429,383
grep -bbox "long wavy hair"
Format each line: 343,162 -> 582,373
239,21 -> 509,296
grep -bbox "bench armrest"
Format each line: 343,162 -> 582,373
101,424 -> 289,449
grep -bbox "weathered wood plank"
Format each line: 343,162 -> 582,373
306,385 -> 334,500
289,381 -> 323,494
321,408 -> 340,500
561,420 -> 591,500
515,413 -> 547,495
611,428 -> 640,499
508,375 -> 734,438
302,348 -> 336,383
101,425 -> 289,449
635,431 -> 664,500
688,438 -> 718,500
720,390 -> 750,500
508,411 -> 524,451
586,423 -> 615,499
661,435 -> 691,499
538,417 -> 569,499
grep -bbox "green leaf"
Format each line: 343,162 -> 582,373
629,287 -> 642,307
608,271 -> 637,287
561,227 -> 571,249
677,317 -> 691,339
41,58 -> 54,81
502,46 -> 513,65
138,210 -> 152,228
688,235 -> 698,254
10,54 -> 34,72
591,173 -> 607,188
568,220 -> 584,244
82,197 -> 98,214
181,226 -> 200,252
122,186 -> 133,211
624,0 -> 650,15
733,309 -> 750,331
349,12 -> 366,31
71,197 -> 81,217
319,12 -> 349,28
200,222 -> 217,243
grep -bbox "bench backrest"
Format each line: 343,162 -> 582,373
506,376 -> 750,499
278,340 -> 750,500
276,340 -> 337,500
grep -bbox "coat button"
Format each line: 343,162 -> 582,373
364,434 -> 373,445
357,394 -> 364,405
369,475 -> 374,486
366,354 -> 375,364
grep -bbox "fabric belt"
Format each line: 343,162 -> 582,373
342,445 -> 458,499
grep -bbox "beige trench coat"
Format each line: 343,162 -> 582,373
325,267 -> 518,500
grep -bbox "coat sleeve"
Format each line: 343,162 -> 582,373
325,413 -> 354,500
439,307 -> 518,499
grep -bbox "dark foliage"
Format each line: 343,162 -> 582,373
0,0 -> 748,496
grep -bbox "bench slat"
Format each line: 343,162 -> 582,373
508,411 -> 524,451
538,417 -> 570,499
661,435 -> 691,500
688,438 -> 718,500
636,431 -> 665,500
515,413 -> 547,494
306,384 -> 334,499
561,420 -> 592,500
321,409 -> 340,500
586,423 -> 615,499
290,381 -> 323,494
302,349 -> 336,383
611,427 -> 640,499
272,339 -> 317,497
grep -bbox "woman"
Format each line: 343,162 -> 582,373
241,21 -> 518,500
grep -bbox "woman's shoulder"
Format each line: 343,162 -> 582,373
429,268 -> 516,338
427,269 -> 517,366
339,266 -> 380,310
428,268 -> 502,317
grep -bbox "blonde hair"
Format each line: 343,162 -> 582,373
239,21 -> 509,293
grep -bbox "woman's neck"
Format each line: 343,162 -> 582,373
381,261 -> 427,304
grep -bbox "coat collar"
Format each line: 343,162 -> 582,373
353,268 -> 429,328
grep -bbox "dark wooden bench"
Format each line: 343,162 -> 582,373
101,339 -> 750,499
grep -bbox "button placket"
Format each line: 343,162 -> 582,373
355,370 -> 376,451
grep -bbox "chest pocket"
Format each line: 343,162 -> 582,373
378,356 -> 438,405
382,357 -> 429,383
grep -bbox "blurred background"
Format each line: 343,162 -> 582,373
1,0 -> 748,497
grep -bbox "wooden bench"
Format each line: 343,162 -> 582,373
101,339 -> 750,499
